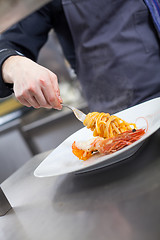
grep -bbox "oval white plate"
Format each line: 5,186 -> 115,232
34,97 -> 160,177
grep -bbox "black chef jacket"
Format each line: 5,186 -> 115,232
0,0 -> 160,114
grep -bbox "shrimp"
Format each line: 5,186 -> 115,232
72,137 -> 103,161
96,128 -> 145,154
72,129 -> 145,160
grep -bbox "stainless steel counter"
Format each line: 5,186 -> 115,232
1,131 -> 160,240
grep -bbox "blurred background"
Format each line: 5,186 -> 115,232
0,5 -> 89,183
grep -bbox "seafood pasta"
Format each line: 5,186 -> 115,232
83,112 -> 137,138
72,111 -> 146,161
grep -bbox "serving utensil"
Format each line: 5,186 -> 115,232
62,104 -> 86,122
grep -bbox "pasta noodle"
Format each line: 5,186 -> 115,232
72,111 -> 146,160
83,112 -> 137,139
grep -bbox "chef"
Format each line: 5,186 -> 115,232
0,0 -> 160,114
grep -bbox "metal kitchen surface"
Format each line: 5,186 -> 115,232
1,131 -> 160,240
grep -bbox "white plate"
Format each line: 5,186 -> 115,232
34,97 -> 160,177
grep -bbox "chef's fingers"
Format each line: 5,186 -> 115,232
19,78 -> 52,109
15,79 -> 61,109
26,96 -> 41,109
40,71 -> 62,110
17,96 -> 32,108
30,87 -> 52,109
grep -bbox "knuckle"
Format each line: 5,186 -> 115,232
28,85 -> 36,94
16,90 -> 28,99
39,78 -> 46,86
22,91 -> 28,99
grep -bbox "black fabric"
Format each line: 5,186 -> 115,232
0,49 -> 22,97
62,0 -> 160,113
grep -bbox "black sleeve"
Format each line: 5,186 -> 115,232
0,2 -> 53,98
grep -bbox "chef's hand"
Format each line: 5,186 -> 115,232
2,55 -> 62,110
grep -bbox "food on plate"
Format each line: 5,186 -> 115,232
83,112 -> 137,138
95,128 -> 145,154
72,111 -> 146,160
72,137 -> 103,160
72,128 -> 146,160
